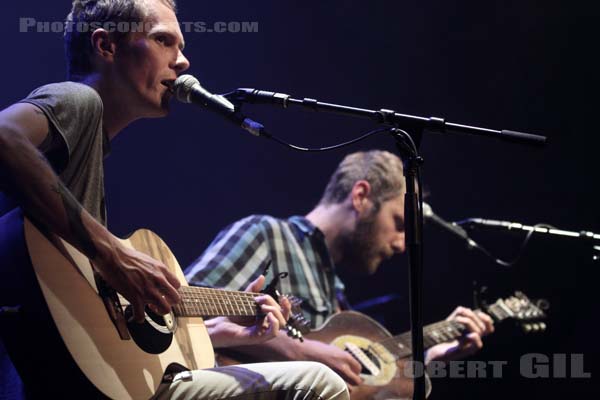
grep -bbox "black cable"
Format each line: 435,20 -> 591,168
467,224 -> 557,267
263,126 -> 395,152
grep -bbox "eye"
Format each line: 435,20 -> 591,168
394,216 -> 405,231
155,35 -> 169,45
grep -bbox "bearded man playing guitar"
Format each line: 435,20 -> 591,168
185,150 -> 495,396
0,1 -> 350,399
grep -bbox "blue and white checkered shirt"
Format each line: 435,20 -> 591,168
185,215 -> 346,328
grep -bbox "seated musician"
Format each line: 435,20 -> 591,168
186,150 -> 495,391
0,1 -> 349,399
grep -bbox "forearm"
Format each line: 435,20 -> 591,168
212,331 -> 364,385
205,318 -> 308,361
0,127 -> 113,261
205,317 -> 304,358
239,335 -> 306,360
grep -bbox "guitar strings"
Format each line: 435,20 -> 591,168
379,320 -> 465,349
115,287 -> 264,316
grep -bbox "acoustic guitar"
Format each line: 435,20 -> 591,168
216,292 -> 547,400
1,217 -> 282,399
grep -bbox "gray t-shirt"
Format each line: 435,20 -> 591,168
18,81 -> 110,225
0,82 -> 110,396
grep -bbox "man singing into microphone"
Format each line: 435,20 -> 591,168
0,1 -> 348,399
185,150 -> 495,392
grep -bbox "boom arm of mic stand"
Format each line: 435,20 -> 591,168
225,88 -> 548,147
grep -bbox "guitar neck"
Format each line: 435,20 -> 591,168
174,286 -> 261,318
384,303 -> 510,359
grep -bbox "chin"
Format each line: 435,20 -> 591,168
366,263 -> 380,275
354,259 -> 379,276
144,109 -> 169,119
146,102 -> 170,118
157,106 -> 170,117
365,255 -> 386,275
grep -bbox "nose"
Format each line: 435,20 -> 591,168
391,232 -> 405,254
173,50 -> 190,73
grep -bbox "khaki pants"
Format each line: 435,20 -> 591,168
152,361 -> 349,400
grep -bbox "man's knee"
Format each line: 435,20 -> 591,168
300,361 -> 349,400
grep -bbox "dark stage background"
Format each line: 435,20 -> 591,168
2,1 -> 599,399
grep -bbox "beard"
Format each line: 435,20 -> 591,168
336,211 -> 381,275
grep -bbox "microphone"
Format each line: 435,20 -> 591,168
173,75 -> 266,137
422,202 -> 478,248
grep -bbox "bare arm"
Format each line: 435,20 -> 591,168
0,104 -> 97,252
0,103 -> 181,321
224,331 -> 363,386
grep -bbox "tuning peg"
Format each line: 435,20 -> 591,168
536,299 -> 550,311
285,325 -> 304,342
523,324 -> 533,333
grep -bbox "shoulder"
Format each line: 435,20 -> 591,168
27,81 -> 100,100
221,214 -> 286,235
201,214 -> 289,255
239,214 -> 298,239
23,81 -> 103,117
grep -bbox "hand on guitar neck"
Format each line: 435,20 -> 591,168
205,275 -> 293,348
424,306 -> 495,364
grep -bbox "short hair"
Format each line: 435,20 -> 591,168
64,0 -> 177,80
319,150 -> 405,209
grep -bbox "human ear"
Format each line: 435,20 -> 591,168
350,180 -> 372,214
90,29 -> 116,61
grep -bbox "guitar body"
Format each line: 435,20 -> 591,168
2,216 -> 214,399
217,311 -> 430,400
310,312 -> 423,400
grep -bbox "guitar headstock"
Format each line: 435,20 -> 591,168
485,291 -> 548,333
284,294 -> 312,335
260,272 -> 310,341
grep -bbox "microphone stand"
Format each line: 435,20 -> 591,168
225,89 -> 547,400
396,133 -> 427,400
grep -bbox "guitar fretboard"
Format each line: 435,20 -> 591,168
173,286 -> 261,318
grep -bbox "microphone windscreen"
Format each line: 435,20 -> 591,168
173,74 -> 200,103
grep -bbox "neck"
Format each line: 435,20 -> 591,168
305,202 -> 356,263
384,318 -> 468,359
79,74 -> 139,140
174,286 -> 261,318
388,303 -> 508,358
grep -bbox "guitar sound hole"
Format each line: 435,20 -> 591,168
124,305 -> 173,354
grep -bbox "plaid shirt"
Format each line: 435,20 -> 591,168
185,215 -> 345,328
